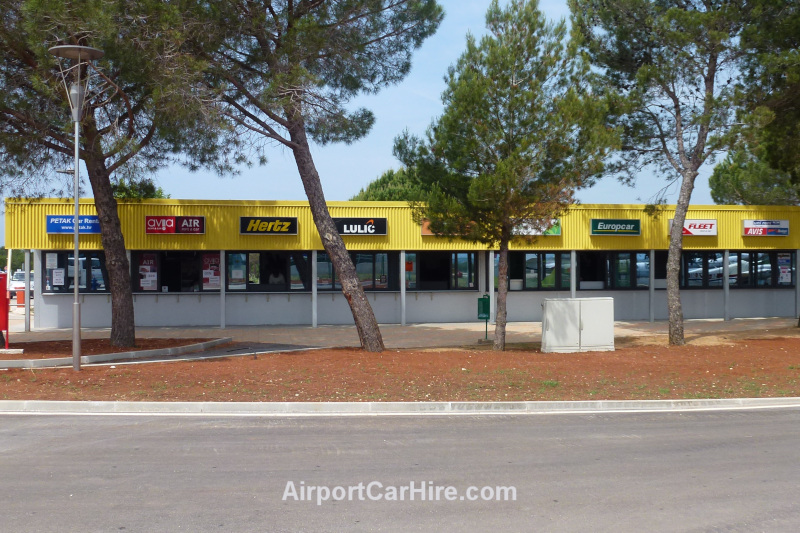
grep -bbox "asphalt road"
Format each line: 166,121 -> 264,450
3,409 -> 800,532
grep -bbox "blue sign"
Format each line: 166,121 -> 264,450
46,215 -> 101,234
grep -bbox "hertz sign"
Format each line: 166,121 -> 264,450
240,217 -> 298,235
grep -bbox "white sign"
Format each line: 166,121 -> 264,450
46,253 -> 58,269
669,219 -> 718,236
743,219 -> 789,236
52,268 -> 65,286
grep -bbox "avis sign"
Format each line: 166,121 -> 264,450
334,218 -> 387,235
669,219 -> 718,236
743,220 -> 789,236
145,216 -> 205,234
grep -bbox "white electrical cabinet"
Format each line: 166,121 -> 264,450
541,298 -> 614,353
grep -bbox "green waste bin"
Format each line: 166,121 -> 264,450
477,295 -> 490,320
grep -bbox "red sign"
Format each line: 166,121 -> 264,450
146,216 -> 205,234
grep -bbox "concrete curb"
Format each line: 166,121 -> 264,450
0,338 -> 234,369
2,397 -> 800,416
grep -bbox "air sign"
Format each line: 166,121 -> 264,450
146,216 -> 205,234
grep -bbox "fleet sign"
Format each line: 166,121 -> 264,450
146,216 -> 205,234
743,219 -> 789,236
591,219 -> 641,236
669,219 -> 718,236
334,218 -> 387,235
240,217 -> 298,235
46,215 -> 101,234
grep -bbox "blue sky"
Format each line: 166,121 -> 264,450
151,0 -> 716,206
3,0 -> 716,248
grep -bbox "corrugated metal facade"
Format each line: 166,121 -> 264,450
6,199 -> 800,251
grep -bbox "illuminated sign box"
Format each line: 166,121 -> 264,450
591,219 -> 640,236
46,215 -> 101,234
669,219 -> 718,236
743,220 -> 789,236
334,218 -> 387,236
240,217 -> 298,235
146,216 -> 205,234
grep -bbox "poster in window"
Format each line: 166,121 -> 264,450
138,253 -> 157,291
778,253 -> 792,284
53,268 -> 65,286
202,253 -> 221,290
46,253 -> 58,269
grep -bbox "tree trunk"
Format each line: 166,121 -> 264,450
286,118 -> 385,352
83,125 -> 136,347
493,239 -> 509,351
666,170 -> 698,346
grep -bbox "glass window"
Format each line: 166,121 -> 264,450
560,253 -> 572,290
248,253 -> 261,284
452,253 -> 475,289
682,252 -> 705,287
541,253 -> 557,289
635,253 -> 650,288
289,252 -> 311,291
404,253 -> 417,289
706,252 -> 724,287
375,253 -> 389,289
756,252 -> 773,287
354,253 -> 375,289
43,251 -> 108,293
524,253 -> 539,289
614,253 -> 632,288
228,253 -> 247,290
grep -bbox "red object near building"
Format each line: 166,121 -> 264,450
0,272 -> 9,348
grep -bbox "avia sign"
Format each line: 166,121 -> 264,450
743,219 -> 789,236
334,218 -> 387,236
240,217 -> 298,235
669,219 -> 718,236
146,216 -> 205,234
591,219 -> 641,236
46,215 -> 101,234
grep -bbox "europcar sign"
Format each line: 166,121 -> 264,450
240,216 -> 298,235
591,219 -> 640,236
743,219 -> 789,236
146,216 -> 205,234
334,218 -> 387,235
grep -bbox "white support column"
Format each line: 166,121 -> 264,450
649,249 -> 655,322
570,250 -> 577,298
312,250 -> 318,328
400,251 -> 406,326
219,250 -> 226,329
796,250 -> 800,320
24,250 -> 31,331
489,250 -> 496,323
723,250 -> 730,321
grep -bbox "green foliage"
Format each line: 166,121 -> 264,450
738,0 -> 800,182
204,0 -> 444,149
0,0 -> 237,198
396,0 -> 615,246
570,0 -> 747,186
111,178 -> 170,200
349,168 -> 426,201
709,149 -> 799,205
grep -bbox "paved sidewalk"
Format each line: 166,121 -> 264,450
7,306 -> 798,350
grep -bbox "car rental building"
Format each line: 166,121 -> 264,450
5,198 -> 799,329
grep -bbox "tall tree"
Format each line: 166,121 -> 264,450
396,0 -> 616,350
709,148 -> 799,205
1,0 -> 233,346
738,0 -> 800,182
198,0 -> 443,352
350,168 -> 427,201
571,0 -> 748,345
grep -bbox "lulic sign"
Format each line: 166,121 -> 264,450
334,218 -> 387,235
145,216 -> 205,234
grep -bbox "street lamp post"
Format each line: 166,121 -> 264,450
48,45 -> 104,371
